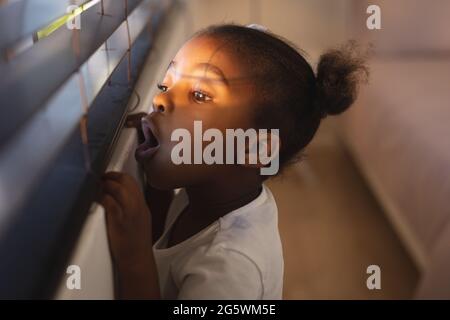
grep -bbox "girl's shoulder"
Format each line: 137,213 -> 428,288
212,184 -> 283,273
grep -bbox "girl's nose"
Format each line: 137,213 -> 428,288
152,91 -> 172,113
154,103 -> 165,113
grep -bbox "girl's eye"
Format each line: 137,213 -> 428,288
192,90 -> 212,103
157,83 -> 168,92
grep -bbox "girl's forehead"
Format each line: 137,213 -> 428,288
171,36 -> 247,81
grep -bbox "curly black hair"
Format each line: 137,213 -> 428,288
195,24 -> 370,170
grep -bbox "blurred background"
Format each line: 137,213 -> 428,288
0,0 -> 449,299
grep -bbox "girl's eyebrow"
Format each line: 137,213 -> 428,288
167,60 -> 229,86
194,63 -> 229,86
167,60 -> 175,71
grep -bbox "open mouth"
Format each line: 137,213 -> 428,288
135,119 -> 160,161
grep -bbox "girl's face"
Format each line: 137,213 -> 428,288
137,36 -> 259,190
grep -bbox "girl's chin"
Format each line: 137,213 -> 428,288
142,166 -> 176,190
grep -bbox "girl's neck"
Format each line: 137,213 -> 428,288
185,174 -> 263,219
166,173 -> 262,248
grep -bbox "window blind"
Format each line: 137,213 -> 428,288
0,0 -> 173,298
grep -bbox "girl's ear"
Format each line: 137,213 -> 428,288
240,130 -> 281,171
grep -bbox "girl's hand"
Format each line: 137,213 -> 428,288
99,171 -> 161,299
126,112 -> 147,144
126,112 -> 147,128
99,171 -> 153,267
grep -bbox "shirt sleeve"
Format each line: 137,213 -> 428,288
177,246 -> 264,300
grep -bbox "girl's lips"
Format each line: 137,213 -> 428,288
135,119 -> 160,161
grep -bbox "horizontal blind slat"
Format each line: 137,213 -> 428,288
0,0 -> 159,228
0,0 -> 144,147
0,0 -> 89,50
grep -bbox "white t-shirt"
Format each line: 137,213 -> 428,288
152,184 -> 284,299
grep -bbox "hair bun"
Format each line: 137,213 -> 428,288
315,40 -> 370,117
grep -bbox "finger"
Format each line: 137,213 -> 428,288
102,195 -> 123,248
104,171 -> 140,187
125,112 -> 147,128
103,171 -> 126,182
98,193 -> 123,218
136,125 -> 145,144
102,179 -> 129,207
126,113 -> 147,144
103,172 -> 142,198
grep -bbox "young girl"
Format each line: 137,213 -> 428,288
99,24 -> 368,299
